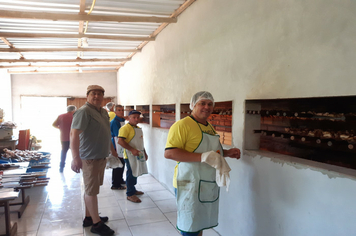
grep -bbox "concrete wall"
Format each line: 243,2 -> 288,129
0,69 -> 12,121
11,72 -> 117,127
118,0 -> 356,235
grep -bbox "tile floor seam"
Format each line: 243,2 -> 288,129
127,218 -> 171,228
115,173 -> 174,235
123,205 -> 157,212
34,188 -> 49,236
164,213 -> 178,230
147,188 -> 180,234
112,189 -> 134,236
98,173 -> 141,236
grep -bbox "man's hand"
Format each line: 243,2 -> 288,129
110,142 -> 118,158
111,149 -> 119,158
224,148 -> 241,159
131,149 -> 140,156
71,157 -> 82,173
118,137 -> 140,157
70,129 -> 83,173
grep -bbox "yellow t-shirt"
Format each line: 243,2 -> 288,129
118,123 -> 140,159
165,116 -> 217,188
108,111 -> 116,121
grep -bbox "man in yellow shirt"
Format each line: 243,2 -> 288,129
165,91 -> 241,236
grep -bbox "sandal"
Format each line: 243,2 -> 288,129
127,195 -> 141,203
135,190 -> 144,195
111,186 -> 126,190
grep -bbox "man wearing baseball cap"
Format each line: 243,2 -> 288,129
70,85 -> 117,235
118,110 -> 148,203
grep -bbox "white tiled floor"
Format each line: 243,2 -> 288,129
0,155 -> 221,236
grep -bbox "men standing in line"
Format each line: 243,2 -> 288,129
106,102 -> 116,122
70,85 -> 117,236
118,110 -> 148,203
164,91 -> 241,236
52,105 -> 76,173
110,105 -> 126,190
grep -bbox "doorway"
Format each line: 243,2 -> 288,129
20,96 -> 67,153
20,96 -> 113,152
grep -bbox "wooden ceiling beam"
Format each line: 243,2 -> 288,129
7,69 -> 118,74
0,37 -> 24,58
0,37 -> 13,48
78,0 -> 86,57
0,64 -> 122,69
0,58 -> 130,63
0,48 -> 140,53
115,65 -> 123,70
79,0 -> 86,32
0,33 -> 154,41
0,10 -> 177,23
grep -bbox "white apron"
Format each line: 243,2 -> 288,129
114,121 -> 126,158
176,123 -> 223,233
125,127 -> 148,177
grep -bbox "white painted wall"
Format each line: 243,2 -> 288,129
118,0 -> 356,235
11,72 -> 117,127
0,69 -> 12,121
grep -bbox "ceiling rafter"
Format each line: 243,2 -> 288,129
0,37 -> 24,59
0,10 -> 177,23
1,58 -> 130,63
7,70 -> 118,74
0,32 -> 155,41
77,0 -> 87,57
0,37 -> 13,48
1,64 -> 122,69
0,48 -> 140,53
0,33 -> 155,41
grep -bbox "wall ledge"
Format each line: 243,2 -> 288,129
244,149 -> 356,181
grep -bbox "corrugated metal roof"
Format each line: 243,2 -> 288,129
0,0 -> 196,73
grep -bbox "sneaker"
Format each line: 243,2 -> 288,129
90,221 -> 115,236
83,216 -> 109,227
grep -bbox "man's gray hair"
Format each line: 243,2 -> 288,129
106,102 -> 115,110
67,105 -> 77,112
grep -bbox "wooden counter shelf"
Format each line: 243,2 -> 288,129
246,95 -> 356,170
0,190 -> 19,236
152,104 -> 176,128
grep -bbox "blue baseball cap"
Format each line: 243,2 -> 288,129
128,110 -> 141,116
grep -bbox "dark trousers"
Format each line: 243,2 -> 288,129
111,158 -> 125,187
60,141 -> 70,170
124,159 -> 137,196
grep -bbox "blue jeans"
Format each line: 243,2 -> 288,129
60,141 -> 70,171
124,159 -> 137,196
